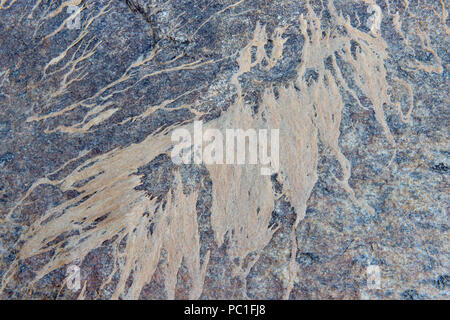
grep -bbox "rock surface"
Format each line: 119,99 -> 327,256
0,0 -> 448,299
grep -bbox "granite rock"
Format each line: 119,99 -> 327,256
0,0 -> 448,300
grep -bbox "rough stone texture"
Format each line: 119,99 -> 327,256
0,0 -> 448,300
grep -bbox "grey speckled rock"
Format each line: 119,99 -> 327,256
0,0 -> 448,300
